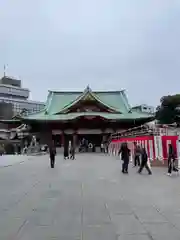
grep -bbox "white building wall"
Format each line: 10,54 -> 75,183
141,104 -> 154,114
0,84 -> 29,99
0,97 -> 45,115
0,79 -> 45,119
133,104 -> 155,114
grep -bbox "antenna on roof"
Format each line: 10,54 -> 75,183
3,64 -> 7,77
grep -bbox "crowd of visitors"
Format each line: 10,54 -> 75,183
118,142 -> 179,176
45,138 -> 179,176
0,143 -> 22,155
118,142 -> 152,175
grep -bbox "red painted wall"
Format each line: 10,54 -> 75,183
110,135 -> 179,161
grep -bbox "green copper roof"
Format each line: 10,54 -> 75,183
21,86 -> 154,122
45,87 -> 131,114
23,111 -> 154,121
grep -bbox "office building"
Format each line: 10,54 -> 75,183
0,76 -> 45,118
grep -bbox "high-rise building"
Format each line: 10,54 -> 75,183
0,76 -> 45,118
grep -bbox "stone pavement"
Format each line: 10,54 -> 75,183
0,155 -> 33,167
0,154 -> 180,239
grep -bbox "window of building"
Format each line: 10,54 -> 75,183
13,102 -> 21,113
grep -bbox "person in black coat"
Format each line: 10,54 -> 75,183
167,144 -> 178,176
49,142 -> 56,168
64,136 -> 69,160
133,142 -> 141,167
138,147 -> 152,175
118,142 -> 131,174
69,138 -> 75,160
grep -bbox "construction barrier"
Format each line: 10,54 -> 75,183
109,135 -> 179,164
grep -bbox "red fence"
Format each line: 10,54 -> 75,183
109,135 -> 178,162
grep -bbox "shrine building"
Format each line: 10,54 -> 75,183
12,86 -> 154,147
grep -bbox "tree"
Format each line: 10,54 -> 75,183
156,94 -> 180,124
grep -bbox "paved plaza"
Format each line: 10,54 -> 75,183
0,155 -> 33,167
0,154 -> 180,239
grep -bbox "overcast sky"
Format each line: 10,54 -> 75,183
0,0 -> 180,107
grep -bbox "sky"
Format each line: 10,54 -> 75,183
0,0 -> 180,107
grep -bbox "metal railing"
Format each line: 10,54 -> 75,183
110,125 -> 165,140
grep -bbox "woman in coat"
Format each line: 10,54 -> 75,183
118,142 -> 131,174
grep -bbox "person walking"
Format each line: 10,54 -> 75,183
64,136 -> 69,160
138,147 -> 152,175
133,142 -> 141,167
100,143 -> 104,153
118,142 -> 131,174
70,137 -> 76,160
49,142 -> 56,168
167,144 -> 178,176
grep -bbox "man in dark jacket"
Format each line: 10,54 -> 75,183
49,142 -> 56,168
133,142 -> 141,167
167,144 -> 178,176
64,136 -> 69,159
138,147 -> 152,175
118,142 -> 131,174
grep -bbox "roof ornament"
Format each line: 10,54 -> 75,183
85,85 -> 92,93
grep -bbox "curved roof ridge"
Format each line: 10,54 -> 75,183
45,87 -> 130,115
59,90 -> 88,112
48,89 -> 125,94
119,90 -> 131,111
45,91 -> 54,113
22,111 -> 155,121
91,93 -> 121,113
58,88 -> 120,113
